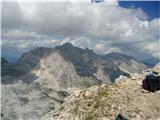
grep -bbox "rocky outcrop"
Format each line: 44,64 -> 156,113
31,51 -> 101,90
1,43 -> 149,120
42,64 -> 160,120
1,82 -> 69,120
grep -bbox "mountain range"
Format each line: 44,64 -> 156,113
2,43 -> 147,89
1,43 -> 148,120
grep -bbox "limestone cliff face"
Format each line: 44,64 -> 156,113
31,51 -> 101,90
42,64 -> 160,120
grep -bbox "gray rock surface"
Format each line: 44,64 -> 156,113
1,43 -> 148,120
2,43 -> 147,89
42,64 -> 160,120
1,82 -> 69,120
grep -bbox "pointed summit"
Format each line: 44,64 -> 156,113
62,42 -> 74,47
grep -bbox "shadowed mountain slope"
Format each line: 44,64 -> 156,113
2,43 -> 147,90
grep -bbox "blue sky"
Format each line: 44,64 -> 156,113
119,1 -> 160,20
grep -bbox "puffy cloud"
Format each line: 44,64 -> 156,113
2,29 -> 48,40
95,43 -> 121,54
2,39 -> 60,50
62,36 -> 92,48
1,1 -> 160,64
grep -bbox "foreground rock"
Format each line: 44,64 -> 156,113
42,65 -> 160,120
1,82 -> 69,120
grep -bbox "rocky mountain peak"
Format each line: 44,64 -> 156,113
1,43 -> 147,87
55,42 -> 75,50
1,44 -> 154,120
62,42 -> 74,47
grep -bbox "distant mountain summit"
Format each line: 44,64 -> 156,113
1,43 -> 147,90
1,43 -> 149,120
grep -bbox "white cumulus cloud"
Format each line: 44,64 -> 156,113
1,1 -> 160,64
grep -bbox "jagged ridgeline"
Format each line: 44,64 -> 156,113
1,43 -> 147,89
1,43 -> 148,120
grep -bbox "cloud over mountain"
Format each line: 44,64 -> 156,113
2,1 -> 160,64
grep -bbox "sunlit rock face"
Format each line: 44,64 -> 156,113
1,43 -> 147,89
1,43 -> 148,120
42,64 -> 160,120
